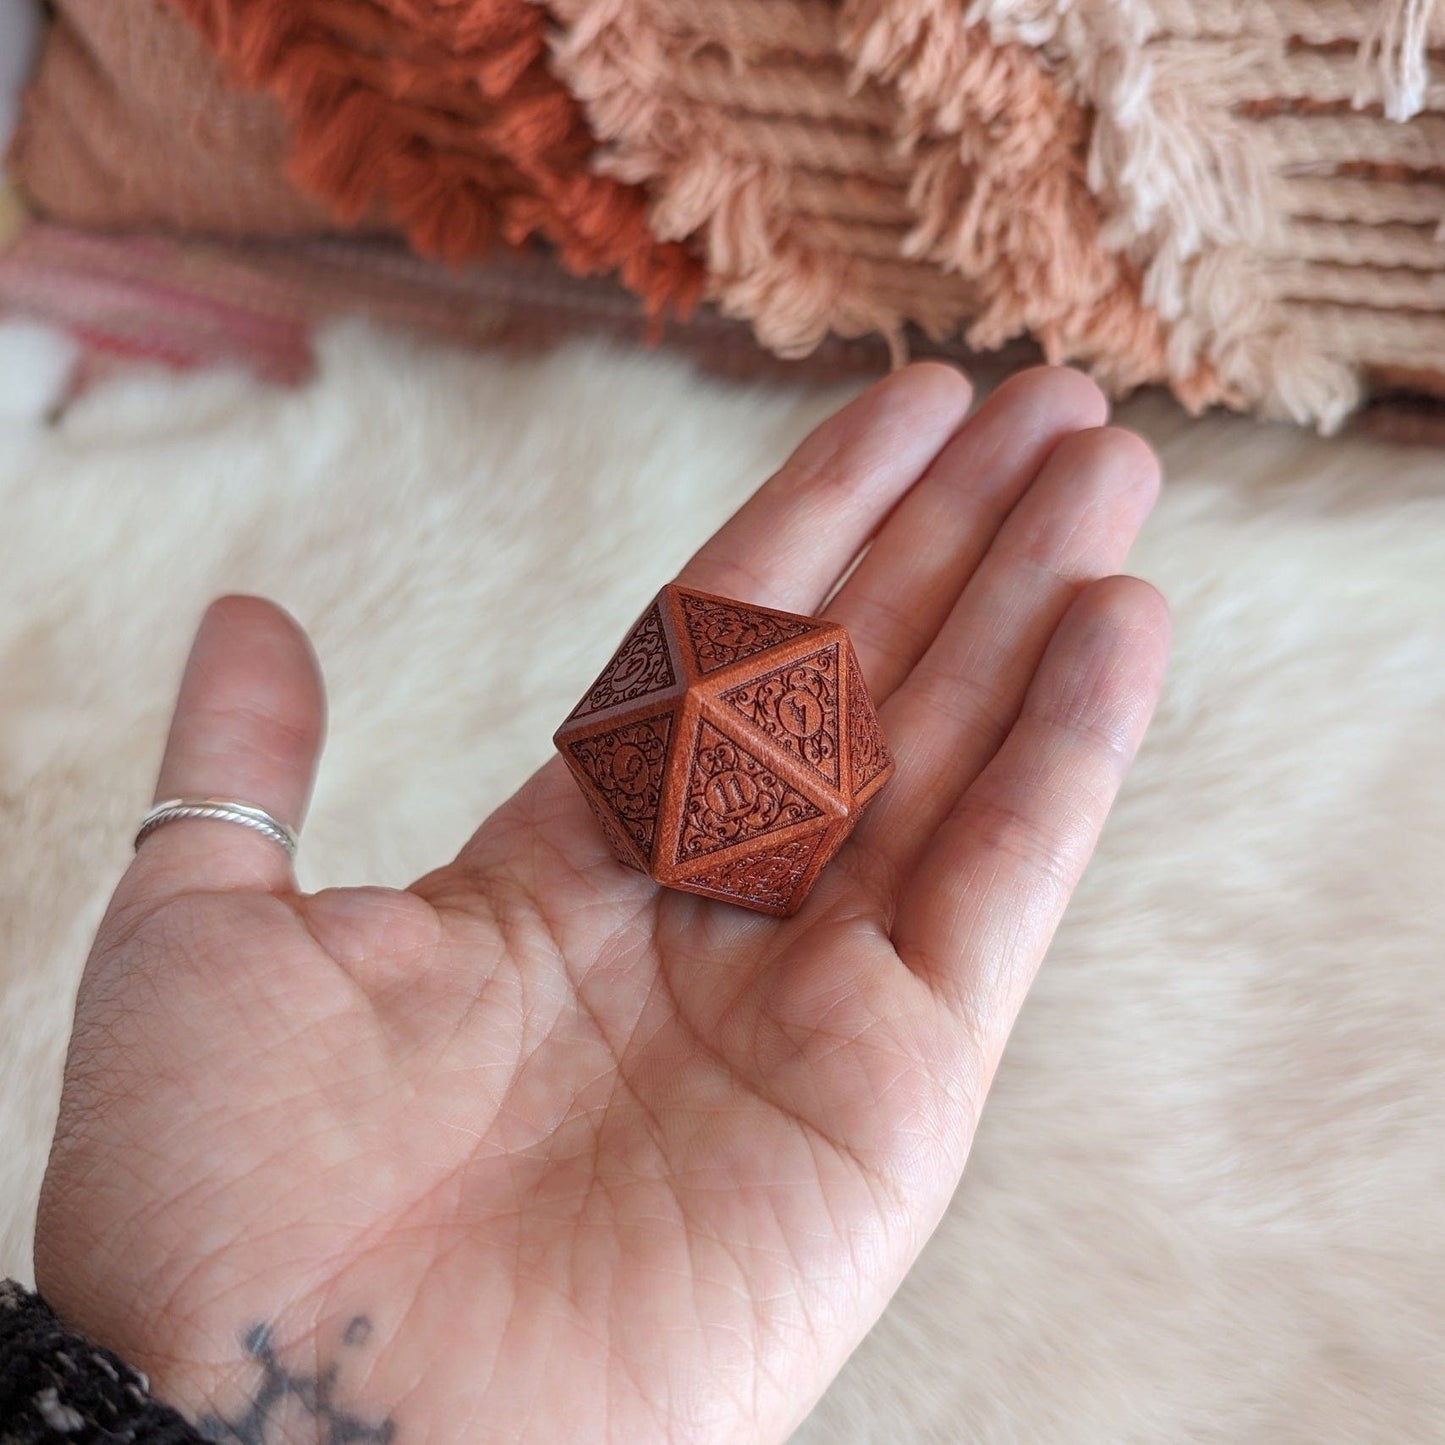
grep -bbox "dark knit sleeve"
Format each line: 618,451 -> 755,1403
0,1280 -> 205,1442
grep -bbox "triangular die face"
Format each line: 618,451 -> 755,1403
680,833 -> 825,914
577,789 -> 645,872
676,590 -> 814,675
719,642 -> 841,787
567,713 -> 672,857
846,647 -> 892,791
676,718 -> 824,863
569,603 -> 676,720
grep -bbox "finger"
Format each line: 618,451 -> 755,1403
859,425 -> 1160,883
894,576 -> 1170,1046
676,361 -> 972,612
129,596 -> 326,899
826,365 -> 1108,702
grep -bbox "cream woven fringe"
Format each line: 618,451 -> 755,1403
550,0 -> 1445,429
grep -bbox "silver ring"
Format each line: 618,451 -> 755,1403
135,797 -> 299,861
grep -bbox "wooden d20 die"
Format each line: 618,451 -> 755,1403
553,584 -> 894,916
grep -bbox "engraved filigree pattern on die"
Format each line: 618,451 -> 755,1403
570,603 -> 675,718
684,836 -> 823,910
577,790 -> 646,871
846,649 -> 892,791
567,714 -> 672,853
721,643 -> 840,784
677,721 -> 822,862
680,594 -> 812,673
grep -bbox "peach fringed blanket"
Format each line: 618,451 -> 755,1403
10,0 -> 1445,428
549,0 -> 1215,406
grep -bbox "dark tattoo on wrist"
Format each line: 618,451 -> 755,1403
197,1317 -> 394,1443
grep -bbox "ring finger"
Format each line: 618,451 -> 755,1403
825,365 -> 1109,703
855,423 -> 1162,886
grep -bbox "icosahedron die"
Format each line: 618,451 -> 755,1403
553,584 -> 894,916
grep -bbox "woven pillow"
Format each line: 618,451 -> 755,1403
8,0 -> 699,312
7,0 -> 330,235
9,0 -> 1445,429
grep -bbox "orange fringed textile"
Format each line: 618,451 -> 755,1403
5,0 -> 331,236
161,0 -> 703,319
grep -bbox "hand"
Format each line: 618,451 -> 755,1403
36,364 -> 1168,1444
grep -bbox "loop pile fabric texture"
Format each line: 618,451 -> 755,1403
9,0 -> 1445,429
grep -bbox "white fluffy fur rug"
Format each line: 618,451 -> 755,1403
1,320 -> 1441,1441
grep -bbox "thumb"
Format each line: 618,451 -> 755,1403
127,595 -> 326,901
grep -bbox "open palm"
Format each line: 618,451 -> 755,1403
36,364 -> 1168,1444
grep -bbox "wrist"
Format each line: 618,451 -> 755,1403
0,1280 -> 207,1442
23,1287 -> 397,1445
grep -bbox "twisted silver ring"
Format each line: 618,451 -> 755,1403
135,797 -> 299,861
